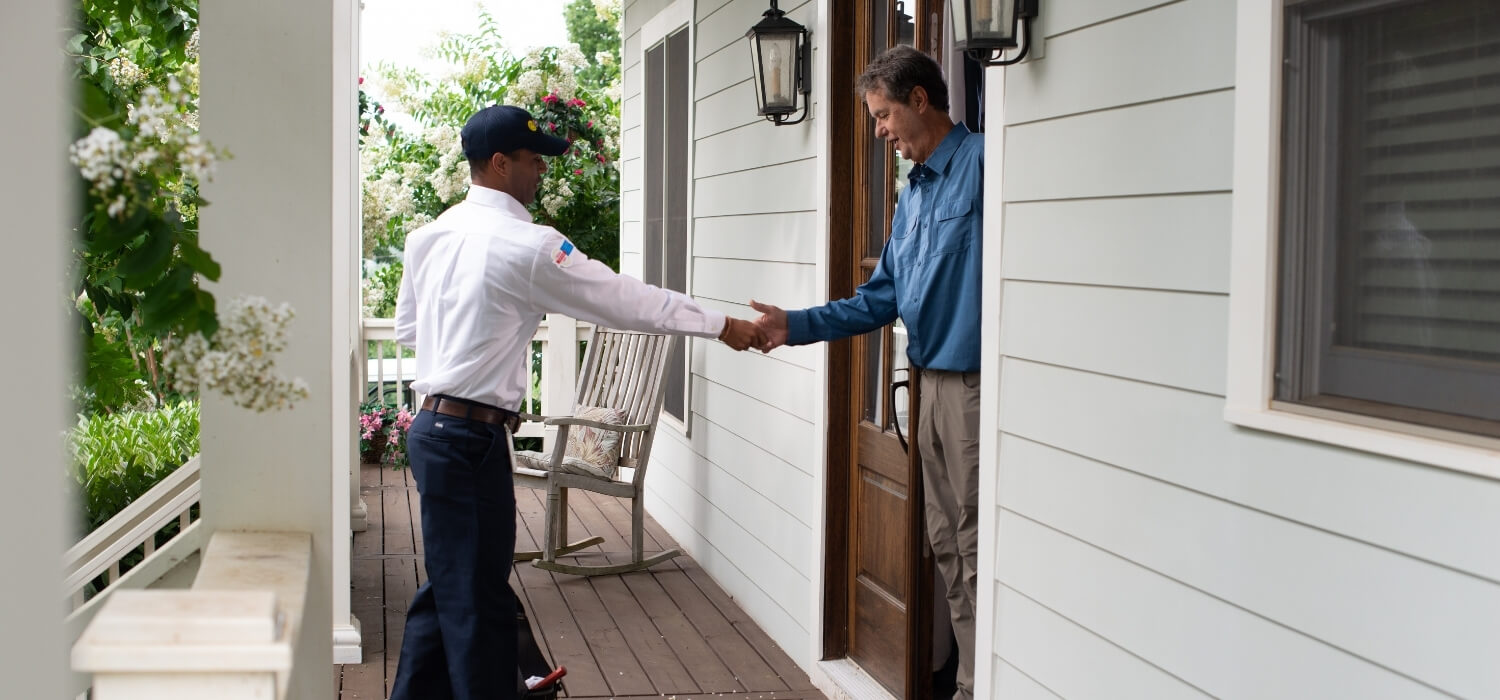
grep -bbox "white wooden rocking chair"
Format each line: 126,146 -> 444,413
512,328 -> 681,576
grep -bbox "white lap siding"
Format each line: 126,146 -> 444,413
985,0 -> 1500,697
620,0 -> 824,667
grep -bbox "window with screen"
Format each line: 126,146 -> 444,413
1277,0 -> 1500,438
644,27 -> 690,424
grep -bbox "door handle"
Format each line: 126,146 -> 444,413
890,371 -> 910,454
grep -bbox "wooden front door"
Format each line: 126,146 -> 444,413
825,1 -> 945,697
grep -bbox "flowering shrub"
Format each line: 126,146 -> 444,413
70,2 -> 308,415
163,296 -> 311,412
358,2 -> 623,317
359,401 -> 414,467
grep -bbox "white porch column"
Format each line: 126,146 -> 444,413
541,314 -> 580,449
198,0 -> 361,692
332,0 -> 364,664
0,2 -> 69,698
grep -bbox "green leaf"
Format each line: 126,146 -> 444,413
137,267 -> 201,333
178,239 -> 221,281
86,202 -> 151,254
116,222 -> 176,287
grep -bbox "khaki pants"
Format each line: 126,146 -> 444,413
917,369 -> 980,700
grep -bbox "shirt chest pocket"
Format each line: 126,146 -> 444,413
890,196 -> 977,268
923,196 -> 976,255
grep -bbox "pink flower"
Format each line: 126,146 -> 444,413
568,98 -> 586,108
574,169 -> 583,175
586,120 -> 593,128
542,93 -> 559,105
596,154 -> 607,164
548,122 -> 557,132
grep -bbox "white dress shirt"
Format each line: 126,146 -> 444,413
395,185 -> 726,410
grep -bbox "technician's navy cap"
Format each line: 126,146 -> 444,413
461,105 -> 569,160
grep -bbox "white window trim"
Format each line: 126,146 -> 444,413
1224,0 -> 1500,479
642,0 -> 695,436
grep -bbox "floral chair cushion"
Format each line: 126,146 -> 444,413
513,405 -> 627,480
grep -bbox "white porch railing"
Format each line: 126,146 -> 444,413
73,530 -> 312,700
361,314 -> 592,449
63,456 -> 207,698
63,456 -> 203,609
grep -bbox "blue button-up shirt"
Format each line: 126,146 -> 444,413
786,123 -> 983,372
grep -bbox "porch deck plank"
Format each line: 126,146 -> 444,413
381,470 -> 415,556
549,491 -> 687,698
340,557 -> 385,699
352,481 -> 382,559
559,489 -> 705,695
382,557 -> 418,698
514,488 -> 612,698
340,462 -> 824,700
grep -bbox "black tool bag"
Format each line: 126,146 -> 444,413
512,583 -> 565,699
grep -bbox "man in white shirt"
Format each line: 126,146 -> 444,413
390,104 -> 763,700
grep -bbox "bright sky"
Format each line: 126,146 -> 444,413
360,0 -> 570,77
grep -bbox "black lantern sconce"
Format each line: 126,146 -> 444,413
745,0 -> 810,125
950,0 -> 1039,67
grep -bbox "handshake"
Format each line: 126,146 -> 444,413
716,300 -> 789,354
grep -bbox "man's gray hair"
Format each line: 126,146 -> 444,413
855,45 -> 950,111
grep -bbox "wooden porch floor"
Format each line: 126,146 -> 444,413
338,462 -> 825,700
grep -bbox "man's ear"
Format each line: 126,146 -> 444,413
487,152 -> 507,177
909,85 -> 930,113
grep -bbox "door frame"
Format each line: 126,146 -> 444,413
822,1 -> 936,696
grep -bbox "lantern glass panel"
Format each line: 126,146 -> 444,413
760,33 -> 798,111
951,0 -> 1018,47
950,0 -> 968,43
747,33 -> 768,112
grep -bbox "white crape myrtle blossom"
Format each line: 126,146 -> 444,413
73,74 -> 223,220
541,193 -> 565,218
429,146 -> 471,204
426,125 -> 470,204
165,295 -> 311,412
558,44 -> 588,73
522,48 -> 543,70
594,51 -> 615,68
511,70 -> 546,105
550,69 -> 579,101
178,134 -> 216,181
424,124 -> 459,153
459,54 -> 488,84
361,167 -> 418,249
402,212 -> 433,235
361,277 -> 388,316
70,127 -> 127,193
108,56 -> 146,89
593,0 -> 620,26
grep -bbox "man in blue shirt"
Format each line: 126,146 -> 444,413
751,45 -> 983,700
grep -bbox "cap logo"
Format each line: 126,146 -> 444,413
528,120 -> 538,132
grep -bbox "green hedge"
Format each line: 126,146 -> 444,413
69,400 -> 200,532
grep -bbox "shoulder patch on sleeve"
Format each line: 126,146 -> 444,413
552,239 -> 576,268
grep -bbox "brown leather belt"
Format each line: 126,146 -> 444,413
421,395 -> 521,433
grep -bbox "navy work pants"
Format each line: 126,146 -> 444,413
390,409 -> 518,700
